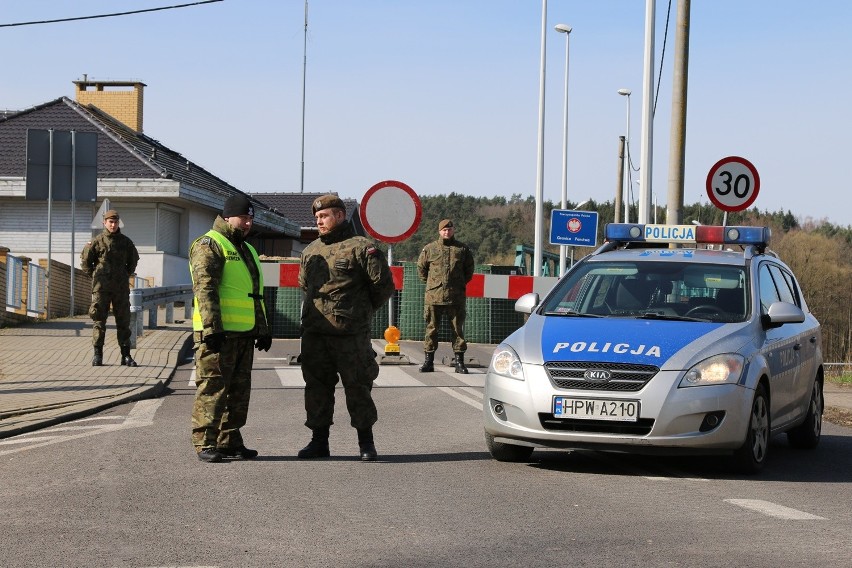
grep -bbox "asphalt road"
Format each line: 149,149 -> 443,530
2,340 -> 851,568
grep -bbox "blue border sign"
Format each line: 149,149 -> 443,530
549,209 -> 599,247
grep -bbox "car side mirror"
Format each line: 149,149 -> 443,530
761,301 -> 806,329
515,292 -> 540,314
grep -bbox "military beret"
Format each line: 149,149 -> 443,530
312,194 -> 346,214
438,219 -> 454,230
103,209 -> 119,220
223,195 -> 254,218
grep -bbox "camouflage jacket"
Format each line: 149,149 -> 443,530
80,228 -> 139,292
417,237 -> 475,305
189,216 -> 269,339
299,220 -> 394,335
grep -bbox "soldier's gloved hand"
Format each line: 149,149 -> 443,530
203,332 -> 226,354
255,334 -> 272,352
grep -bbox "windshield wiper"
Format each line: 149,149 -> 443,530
542,309 -> 604,318
634,312 -> 704,322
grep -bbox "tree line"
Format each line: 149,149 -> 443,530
385,193 -> 852,365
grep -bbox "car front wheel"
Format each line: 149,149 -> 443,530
485,432 -> 534,462
731,384 -> 770,474
786,378 -> 823,449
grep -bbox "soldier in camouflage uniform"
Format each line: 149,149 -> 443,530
189,195 -> 272,463
297,194 -> 395,462
417,219 -> 475,374
81,209 -> 140,367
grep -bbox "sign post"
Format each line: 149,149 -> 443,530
706,156 -> 760,225
360,180 -> 422,364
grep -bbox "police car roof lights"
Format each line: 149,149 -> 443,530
605,223 -> 770,248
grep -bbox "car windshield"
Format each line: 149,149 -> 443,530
541,260 -> 749,323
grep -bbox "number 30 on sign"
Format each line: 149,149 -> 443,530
705,156 -> 760,213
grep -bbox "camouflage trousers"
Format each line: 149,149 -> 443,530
423,304 -> 467,353
89,288 -> 131,348
300,331 -> 379,431
191,334 -> 255,450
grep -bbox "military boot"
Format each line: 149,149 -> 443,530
120,345 -> 138,367
298,427 -> 330,459
419,351 -> 435,373
357,427 -> 377,461
454,352 -> 469,374
92,347 -> 103,367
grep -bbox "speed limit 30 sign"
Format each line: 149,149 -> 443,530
705,156 -> 760,213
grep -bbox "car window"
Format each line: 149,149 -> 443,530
542,260 -> 747,322
768,265 -> 797,306
758,263 -> 781,314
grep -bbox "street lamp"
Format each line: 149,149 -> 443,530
618,88 -> 631,222
555,23 -> 572,277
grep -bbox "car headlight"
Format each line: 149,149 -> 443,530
679,353 -> 745,387
489,344 -> 525,381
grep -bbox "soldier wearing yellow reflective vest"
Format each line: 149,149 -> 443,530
189,195 -> 272,463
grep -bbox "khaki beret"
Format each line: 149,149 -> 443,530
312,194 -> 346,214
103,209 -> 119,220
438,219 -> 454,230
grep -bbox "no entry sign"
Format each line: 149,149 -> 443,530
359,180 -> 422,243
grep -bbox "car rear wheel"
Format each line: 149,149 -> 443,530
731,384 -> 770,474
485,432 -> 534,462
786,379 -> 823,449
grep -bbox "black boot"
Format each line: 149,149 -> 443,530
120,344 -> 138,367
357,427 -> 377,461
454,352 -> 469,374
298,427 -> 330,459
92,347 -> 103,367
419,351 -> 435,373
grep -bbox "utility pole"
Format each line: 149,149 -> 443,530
615,136 -> 625,224
638,0 -> 656,224
666,0 -> 690,225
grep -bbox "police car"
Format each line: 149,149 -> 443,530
483,223 -> 823,473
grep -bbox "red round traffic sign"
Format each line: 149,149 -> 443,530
359,180 -> 422,243
705,156 -> 760,212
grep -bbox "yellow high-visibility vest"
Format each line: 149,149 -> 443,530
191,230 -> 264,332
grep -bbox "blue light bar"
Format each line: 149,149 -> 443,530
605,223 -> 770,247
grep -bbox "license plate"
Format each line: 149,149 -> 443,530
553,397 -> 639,422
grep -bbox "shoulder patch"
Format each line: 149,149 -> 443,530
200,237 -> 212,245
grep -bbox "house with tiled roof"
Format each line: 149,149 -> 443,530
0,79 -> 300,286
249,192 -> 365,255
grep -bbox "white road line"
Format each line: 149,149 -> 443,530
0,399 -> 164,456
276,366 -> 305,388
189,369 -> 196,387
437,387 -> 482,410
725,499 -> 826,520
459,387 -> 483,399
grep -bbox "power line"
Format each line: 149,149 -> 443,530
0,0 -> 223,28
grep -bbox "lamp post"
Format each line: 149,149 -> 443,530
617,88 -> 631,222
532,0 -> 548,277
555,23 -> 572,277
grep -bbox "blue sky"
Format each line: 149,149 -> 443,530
2,1 -> 850,226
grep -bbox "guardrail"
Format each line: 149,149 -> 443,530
129,284 -> 193,348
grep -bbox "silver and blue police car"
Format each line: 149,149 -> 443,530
484,223 -> 823,473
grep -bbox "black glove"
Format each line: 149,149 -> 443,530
255,334 -> 272,352
203,332 -> 226,354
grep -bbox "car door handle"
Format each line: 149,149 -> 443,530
809,336 -> 817,344
793,344 -> 801,351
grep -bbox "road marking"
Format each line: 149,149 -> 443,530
0,399 -> 164,456
437,386 -> 482,410
725,499 -> 826,520
189,369 -> 196,387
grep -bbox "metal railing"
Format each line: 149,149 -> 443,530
128,284 -> 193,348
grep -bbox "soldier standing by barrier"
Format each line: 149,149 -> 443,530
297,194 -> 395,461
81,209 -> 140,367
189,195 -> 272,463
417,219 -> 475,374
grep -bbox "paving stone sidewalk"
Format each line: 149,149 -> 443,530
0,313 -> 192,438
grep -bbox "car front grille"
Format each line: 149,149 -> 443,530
539,413 -> 655,435
544,361 -> 659,392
